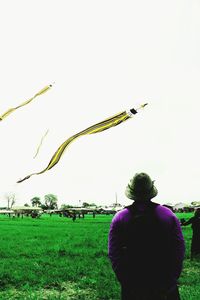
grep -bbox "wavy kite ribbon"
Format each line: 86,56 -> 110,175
17,103 -> 148,183
0,84 -> 53,121
33,129 -> 49,159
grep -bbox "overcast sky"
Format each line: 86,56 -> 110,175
0,0 -> 200,207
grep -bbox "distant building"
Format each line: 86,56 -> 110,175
0,209 -> 14,215
12,206 -> 42,213
110,203 -> 123,208
173,202 -> 188,212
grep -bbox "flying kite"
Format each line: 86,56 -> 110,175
17,103 -> 147,183
33,129 -> 49,159
0,84 -> 53,121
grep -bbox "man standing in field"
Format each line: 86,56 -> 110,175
108,173 -> 185,300
182,208 -> 200,259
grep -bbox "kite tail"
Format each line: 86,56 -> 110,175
0,108 -> 16,121
17,175 -> 32,183
16,170 -> 49,183
17,134 -> 80,183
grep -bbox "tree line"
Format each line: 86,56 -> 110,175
29,194 -> 58,210
29,198 -> 97,210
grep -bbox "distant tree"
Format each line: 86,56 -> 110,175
24,203 -> 30,207
31,197 -> 41,207
5,193 -> 16,209
61,204 -> 73,209
44,194 -> 58,209
90,203 -> 97,207
40,204 -> 48,210
82,202 -> 90,208
191,201 -> 200,206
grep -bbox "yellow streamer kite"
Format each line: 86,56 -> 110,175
17,104 -> 147,183
0,84 -> 53,121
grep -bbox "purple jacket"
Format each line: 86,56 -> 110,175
108,202 -> 185,289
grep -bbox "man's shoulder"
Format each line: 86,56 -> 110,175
154,203 -> 174,215
153,203 -> 179,225
111,207 -> 132,223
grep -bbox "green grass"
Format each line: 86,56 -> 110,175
0,213 -> 199,299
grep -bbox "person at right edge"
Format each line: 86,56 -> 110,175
181,208 -> 200,259
108,173 -> 185,300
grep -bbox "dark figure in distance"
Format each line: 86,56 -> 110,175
108,173 -> 185,300
182,208 -> 200,259
72,213 -> 76,222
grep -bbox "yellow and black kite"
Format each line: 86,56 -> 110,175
17,104 -> 147,183
0,84 -> 52,121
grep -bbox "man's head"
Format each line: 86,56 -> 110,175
125,172 -> 158,202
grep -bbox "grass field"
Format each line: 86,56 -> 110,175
0,212 -> 199,299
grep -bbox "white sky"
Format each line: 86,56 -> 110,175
0,0 -> 200,207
